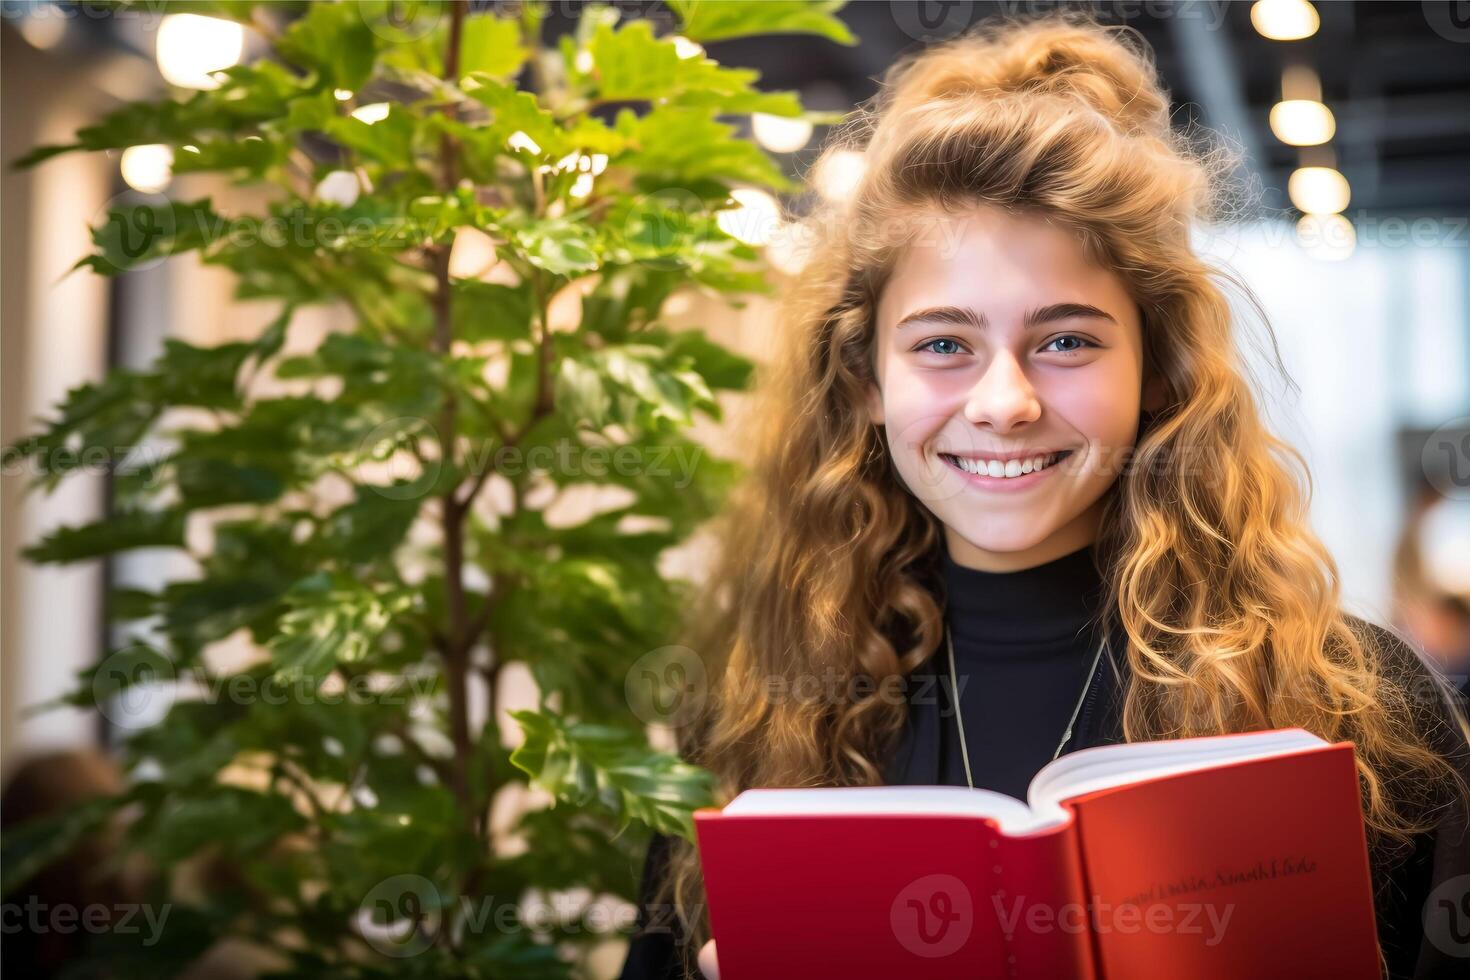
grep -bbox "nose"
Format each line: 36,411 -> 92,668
963,349 -> 1041,432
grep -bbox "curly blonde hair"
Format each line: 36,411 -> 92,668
650,12 -> 1470,977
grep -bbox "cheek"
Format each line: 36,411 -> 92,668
1042,365 -> 1141,445
878,363 -> 959,451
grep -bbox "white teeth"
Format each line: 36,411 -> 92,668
945,452 -> 1063,478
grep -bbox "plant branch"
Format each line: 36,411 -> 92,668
429,0 -> 476,838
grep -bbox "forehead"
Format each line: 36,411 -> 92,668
877,207 -> 1134,326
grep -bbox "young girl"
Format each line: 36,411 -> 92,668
619,14 -> 1470,980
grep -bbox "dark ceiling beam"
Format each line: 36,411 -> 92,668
1326,92 -> 1470,143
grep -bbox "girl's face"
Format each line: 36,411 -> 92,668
869,206 -> 1157,572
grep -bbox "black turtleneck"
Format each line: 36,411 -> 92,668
936,538 -> 1110,799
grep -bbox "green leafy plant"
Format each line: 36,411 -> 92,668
3,2 -> 852,975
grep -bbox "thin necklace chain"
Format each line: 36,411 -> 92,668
944,623 -> 1108,791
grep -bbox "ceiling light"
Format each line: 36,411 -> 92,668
156,14 -> 244,90
1270,100 -> 1336,146
812,149 -> 866,204
753,113 -> 814,154
1251,0 -> 1319,41
1288,167 -> 1350,215
120,144 -> 173,193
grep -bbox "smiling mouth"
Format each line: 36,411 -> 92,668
939,450 -> 1074,479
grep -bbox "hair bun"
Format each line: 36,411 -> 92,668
884,17 -> 1172,142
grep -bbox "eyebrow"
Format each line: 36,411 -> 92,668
893,303 -> 1118,331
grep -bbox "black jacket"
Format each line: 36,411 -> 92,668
619,616 -> 1470,979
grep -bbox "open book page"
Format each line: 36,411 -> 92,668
719,729 -> 1331,833
1022,728 -> 1330,829
722,784 -> 1034,824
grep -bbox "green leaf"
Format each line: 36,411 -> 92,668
11,60 -> 317,169
669,0 -> 856,44
23,507 -> 186,564
453,279 -> 533,342
509,709 -> 713,837
276,0 -> 380,90
554,358 -> 613,430
170,136 -> 285,178
323,103 -> 418,169
154,336 -> 259,409
6,311 -> 290,500
65,642 -> 173,711
80,198 -> 221,276
615,105 -> 797,193
460,12 -> 528,78
319,484 -> 424,563
176,457 -> 285,509
267,576 -> 412,686
583,18 -> 808,118
555,342 -> 718,434
460,73 -> 567,161
109,587 -> 161,621
133,788 -> 307,864
512,216 -> 600,276
463,931 -> 575,979
4,376 -> 157,493
663,327 -> 754,390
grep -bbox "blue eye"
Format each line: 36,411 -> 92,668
1041,334 -> 1096,355
917,338 -> 965,356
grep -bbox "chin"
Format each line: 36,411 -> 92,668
940,516 -> 1054,556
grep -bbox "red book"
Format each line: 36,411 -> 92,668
694,729 -> 1379,979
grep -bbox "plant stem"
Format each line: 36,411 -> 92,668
432,0 -> 476,836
